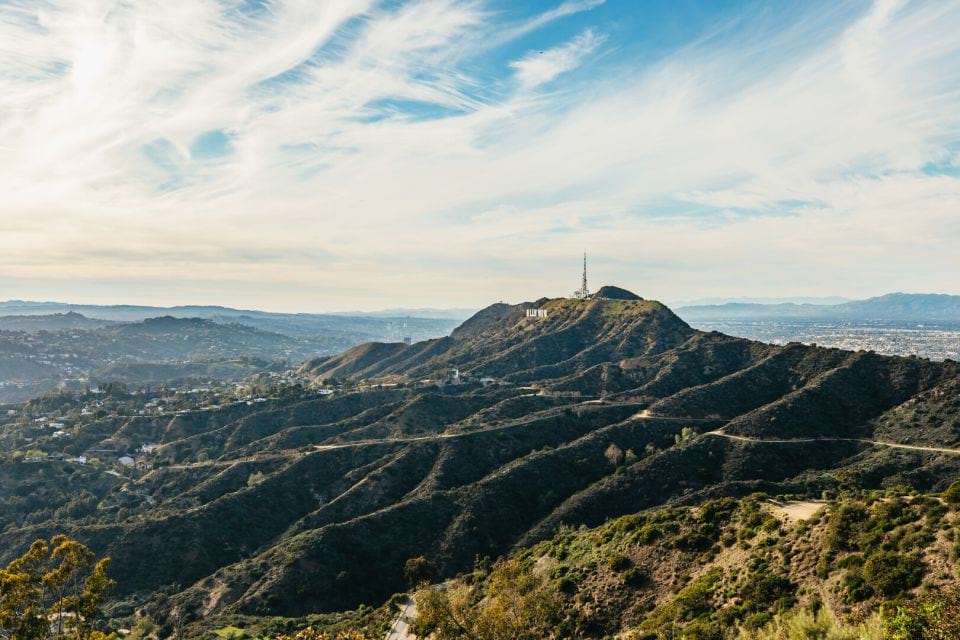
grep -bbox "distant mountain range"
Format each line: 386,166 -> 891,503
0,311 -> 115,332
677,292 -> 960,324
329,307 -> 477,320
0,303 -> 461,403
0,300 -> 460,341
673,295 -> 851,306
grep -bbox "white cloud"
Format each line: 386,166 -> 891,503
510,28 -> 604,89
0,0 -> 957,310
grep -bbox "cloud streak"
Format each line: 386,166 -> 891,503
0,0 -> 958,310
511,28 -> 603,89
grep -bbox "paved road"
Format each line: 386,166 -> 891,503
384,597 -> 417,640
704,429 -> 960,456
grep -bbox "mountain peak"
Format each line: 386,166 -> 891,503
301,292 -> 693,383
593,285 -> 642,300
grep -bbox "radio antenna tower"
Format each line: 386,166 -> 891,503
573,252 -> 591,299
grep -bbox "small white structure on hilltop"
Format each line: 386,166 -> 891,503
572,252 -> 591,299
526,308 -> 548,318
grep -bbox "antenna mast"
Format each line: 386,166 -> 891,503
573,252 -> 591,299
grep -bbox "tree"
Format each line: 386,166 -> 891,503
0,535 -> 115,640
604,444 -> 624,467
404,557 -> 438,588
412,558 -> 562,640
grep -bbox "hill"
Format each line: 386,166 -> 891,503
299,295 -> 694,383
1,286 -> 959,633
0,311 -> 115,332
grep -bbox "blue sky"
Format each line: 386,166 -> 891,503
0,0 -> 958,311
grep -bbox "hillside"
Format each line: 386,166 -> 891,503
409,489 -> 960,639
1,287 -> 959,634
299,296 -> 695,383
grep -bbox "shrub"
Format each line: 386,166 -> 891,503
825,503 -> 868,551
883,589 -> 960,640
273,631 -> 369,640
943,481 -> 960,505
622,566 -> 649,588
863,551 -> 923,597
607,553 -> 631,572
737,607 -> 883,640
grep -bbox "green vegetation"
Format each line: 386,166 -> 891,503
403,556 -> 437,587
736,607 -> 883,640
0,536 -> 114,640
409,490 -> 959,639
412,558 -> 563,639
883,589 -> 960,639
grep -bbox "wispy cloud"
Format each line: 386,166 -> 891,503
0,0 -> 958,310
510,28 -> 604,89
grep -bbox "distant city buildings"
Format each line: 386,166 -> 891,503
692,321 -> 960,361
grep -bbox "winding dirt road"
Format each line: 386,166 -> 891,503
704,430 -> 960,456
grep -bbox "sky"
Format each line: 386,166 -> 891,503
0,0 -> 958,312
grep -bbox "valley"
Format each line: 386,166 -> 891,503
0,310 -> 459,404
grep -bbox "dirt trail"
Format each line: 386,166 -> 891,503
704,430 -> 960,456
769,500 -> 825,522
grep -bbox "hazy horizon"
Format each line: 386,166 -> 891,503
2,0 -> 959,310
0,289 -> 957,317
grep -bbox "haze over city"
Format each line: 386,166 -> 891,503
2,0 -> 959,310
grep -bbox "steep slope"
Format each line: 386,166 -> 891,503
408,490 -> 960,640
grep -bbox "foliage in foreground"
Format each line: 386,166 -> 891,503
735,607 -> 883,640
272,630 -> 370,640
406,489 -> 960,639
0,535 -> 114,640
883,589 -> 960,640
412,558 -> 563,640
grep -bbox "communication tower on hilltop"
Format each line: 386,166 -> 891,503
573,252 -> 591,299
